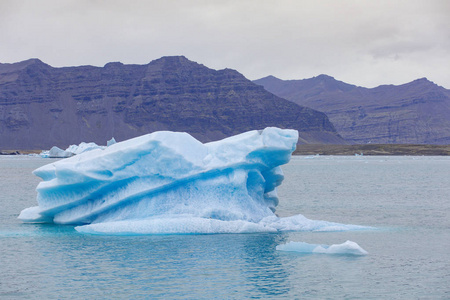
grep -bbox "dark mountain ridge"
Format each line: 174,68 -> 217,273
254,75 -> 450,144
0,56 -> 344,149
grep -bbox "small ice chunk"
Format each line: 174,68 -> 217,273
107,137 -> 116,147
45,146 -> 75,158
40,141 -> 106,158
65,142 -> 105,155
276,240 -> 368,255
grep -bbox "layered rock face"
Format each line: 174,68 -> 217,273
255,75 -> 450,144
0,57 -> 344,149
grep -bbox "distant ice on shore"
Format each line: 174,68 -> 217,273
40,137 -> 116,158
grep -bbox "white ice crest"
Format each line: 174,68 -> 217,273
276,240 -> 368,255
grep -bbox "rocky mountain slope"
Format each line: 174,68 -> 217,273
254,75 -> 450,144
0,57 -> 344,149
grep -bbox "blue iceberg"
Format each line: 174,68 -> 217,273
19,127 -> 368,235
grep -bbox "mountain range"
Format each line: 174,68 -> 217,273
0,56 -> 343,150
254,75 -> 450,144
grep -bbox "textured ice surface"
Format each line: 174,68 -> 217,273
276,240 -> 368,255
20,127 -> 369,235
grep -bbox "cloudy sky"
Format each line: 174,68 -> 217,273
1,0 -> 449,88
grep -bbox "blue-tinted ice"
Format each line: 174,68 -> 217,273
19,128 -> 369,235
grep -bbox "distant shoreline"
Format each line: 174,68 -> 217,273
294,144 -> 450,156
0,150 -> 42,155
2,144 -> 450,156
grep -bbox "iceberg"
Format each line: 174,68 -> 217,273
20,127 -> 369,235
41,146 -> 76,158
106,137 -> 116,147
276,240 -> 368,256
65,142 -> 105,155
39,139 -> 116,158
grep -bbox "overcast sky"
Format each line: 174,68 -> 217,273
1,0 -> 449,88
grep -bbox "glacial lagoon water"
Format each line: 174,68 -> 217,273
1,155 -> 449,299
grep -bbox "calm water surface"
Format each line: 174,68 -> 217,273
1,155 -> 449,299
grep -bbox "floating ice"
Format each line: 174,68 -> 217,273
40,146 -> 76,158
20,127 -> 370,235
106,137 -> 116,147
65,142 -> 105,155
39,140 -> 115,158
276,240 -> 368,255
75,214 -> 370,235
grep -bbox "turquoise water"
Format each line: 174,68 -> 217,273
1,155 -> 449,299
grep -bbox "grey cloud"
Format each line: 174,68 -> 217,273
0,0 -> 449,88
